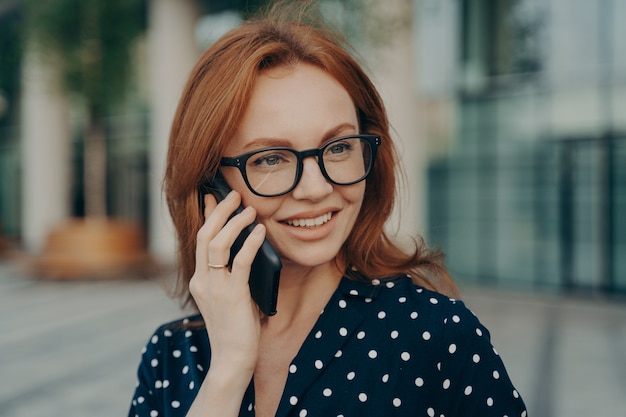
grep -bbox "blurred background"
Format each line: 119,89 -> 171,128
0,0 -> 624,416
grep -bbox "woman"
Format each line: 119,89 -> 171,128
129,3 -> 527,417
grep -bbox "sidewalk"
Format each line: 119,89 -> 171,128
0,261 -> 624,417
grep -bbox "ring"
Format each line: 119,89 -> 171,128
207,263 -> 227,269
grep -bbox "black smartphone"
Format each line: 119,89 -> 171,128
198,172 -> 281,316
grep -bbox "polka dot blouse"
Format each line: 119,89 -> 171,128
128,274 -> 527,416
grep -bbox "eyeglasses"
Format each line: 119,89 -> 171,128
220,134 -> 381,197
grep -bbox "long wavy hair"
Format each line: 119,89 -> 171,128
164,2 -> 459,309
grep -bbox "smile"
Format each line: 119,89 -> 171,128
284,212 -> 333,227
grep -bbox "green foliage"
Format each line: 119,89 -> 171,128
23,0 -> 146,118
0,8 -> 24,126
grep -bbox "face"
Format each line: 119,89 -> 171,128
221,64 -> 365,271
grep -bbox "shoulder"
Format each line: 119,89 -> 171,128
140,314 -> 209,361
340,274 -> 487,346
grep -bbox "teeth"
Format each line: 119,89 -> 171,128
286,212 -> 332,227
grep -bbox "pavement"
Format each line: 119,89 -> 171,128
0,260 -> 625,417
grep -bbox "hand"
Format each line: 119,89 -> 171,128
189,191 -> 266,382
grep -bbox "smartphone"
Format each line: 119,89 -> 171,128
198,172 -> 281,316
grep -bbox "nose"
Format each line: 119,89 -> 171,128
290,157 -> 333,201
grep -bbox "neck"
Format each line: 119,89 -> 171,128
266,261 -> 343,329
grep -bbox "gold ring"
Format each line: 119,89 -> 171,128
208,263 -> 227,269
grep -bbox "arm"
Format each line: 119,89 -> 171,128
184,191 -> 265,417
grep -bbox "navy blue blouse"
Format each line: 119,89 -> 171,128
128,275 -> 527,417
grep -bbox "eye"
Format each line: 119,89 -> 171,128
327,141 -> 352,155
249,150 -> 295,169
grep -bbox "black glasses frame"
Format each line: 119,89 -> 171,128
220,134 -> 381,197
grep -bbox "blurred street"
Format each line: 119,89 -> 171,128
0,260 -> 624,417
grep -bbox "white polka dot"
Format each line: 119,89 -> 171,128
335,350 -> 343,358
150,411 -> 158,417
443,379 -> 451,389
299,410 -> 307,417
155,380 -> 162,389
182,365 -> 189,374
339,327 -> 348,336
522,411 -> 527,417
422,331 -> 431,341
382,374 -> 389,383
513,390 -> 520,399
365,297 -> 373,303
189,381 -> 195,390
315,330 -> 322,339
248,403 -> 253,411
151,359 -> 158,367
476,328 -> 483,336
350,289 -> 358,296
197,364 -> 204,371
487,397 -> 494,407
377,311 -> 387,319
473,354 -> 481,363
393,398 -> 402,407
437,362 -> 442,370
315,360 -> 323,369
164,330 -> 172,337
162,380 -> 170,388
151,335 -> 159,344
416,288 -> 423,293
372,279 -> 381,285
368,350 -> 378,359
190,346 -> 198,352
493,370 -> 500,379
429,297 -> 439,304
185,330 -> 192,338
141,346 -> 147,354
415,377 -> 424,387
171,401 -> 180,409
386,281 -> 395,288
401,352 -> 411,361
347,371 -> 356,380
358,393 -> 368,402
427,407 -> 435,417
452,315 -> 461,323
290,364 -> 297,373
399,296 -> 407,303
323,388 -> 332,397
137,396 -> 145,404
410,312 -> 418,319
338,300 -> 347,308
448,344 -> 457,354
290,396 -> 298,405
173,350 -> 181,358
464,386 -> 473,395
357,331 -> 366,339
391,330 -> 399,339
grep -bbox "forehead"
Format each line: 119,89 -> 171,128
229,64 -> 358,152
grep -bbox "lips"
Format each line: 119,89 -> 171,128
284,212 -> 333,227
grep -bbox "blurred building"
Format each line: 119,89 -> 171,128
417,0 -> 625,294
0,0 -> 624,295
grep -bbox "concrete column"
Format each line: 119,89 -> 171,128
364,1 -> 425,243
147,0 -> 201,263
20,45 -> 71,253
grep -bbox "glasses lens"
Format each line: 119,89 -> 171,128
245,149 -> 298,196
323,137 -> 372,185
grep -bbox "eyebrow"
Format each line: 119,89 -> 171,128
240,122 -> 359,152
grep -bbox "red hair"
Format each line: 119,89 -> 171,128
164,3 -> 459,309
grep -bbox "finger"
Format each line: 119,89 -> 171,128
206,205 -> 257,267
230,223 -> 266,281
195,191 -> 241,270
